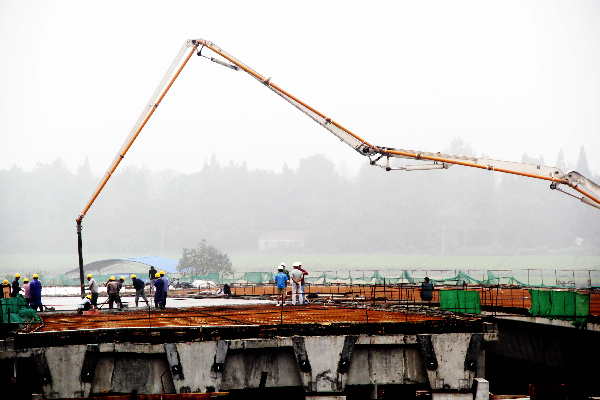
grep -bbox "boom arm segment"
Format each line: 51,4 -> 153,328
76,40 -> 199,223
76,38 -> 600,224
195,39 -> 600,210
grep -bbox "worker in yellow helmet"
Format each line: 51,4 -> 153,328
77,294 -> 93,314
106,276 -> 122,310
29,274 -> 43,311
86,273 -> 99,307
0,279 -> 10,299
153,272 -> 165,309
131,274 -> 149,308
22,278 -> 31,307
11,273 -> 21,298
158,271 -> 169,309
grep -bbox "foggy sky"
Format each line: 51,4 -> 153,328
1,0 -> 599,178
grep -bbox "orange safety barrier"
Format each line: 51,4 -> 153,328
229,284 -> 600,316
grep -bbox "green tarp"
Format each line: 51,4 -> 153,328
0,296 -> 41,324
529,289 -> 589,320
439,289 -> 481,314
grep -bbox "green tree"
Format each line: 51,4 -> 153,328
177,239 -> 233,276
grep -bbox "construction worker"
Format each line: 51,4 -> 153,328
106,276 -> 122,310
87,274 -> 99,307
148,266 -> 157,295
273,266 -> 289,306
149,265 -> 157,281
131,274 -> 149,307
295,262 -> 309,304
280,263 -> 290,279
420,277 -> 434,302
159,271 -> 169,308
0,279 -> 11,298
22,278 -> 31,307
77,295 -> 93,314
290,263 -> 306,306
153,272 -> 165,309
11,273 -> 21,297
29,274 -> 43,311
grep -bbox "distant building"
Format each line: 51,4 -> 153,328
258,230 -> 306,251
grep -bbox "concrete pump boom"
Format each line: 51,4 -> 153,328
74,38 -> 599,296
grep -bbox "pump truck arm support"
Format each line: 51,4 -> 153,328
77,38 -> 600,225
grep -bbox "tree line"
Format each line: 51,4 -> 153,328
0,140 -> 597,257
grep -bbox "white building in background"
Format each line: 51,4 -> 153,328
258,230 -> 306,251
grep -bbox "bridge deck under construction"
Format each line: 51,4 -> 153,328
31,304 -> 446,333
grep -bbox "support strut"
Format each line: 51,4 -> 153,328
76,219 -> 85,298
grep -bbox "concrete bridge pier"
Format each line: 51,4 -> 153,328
0,325 -> 496,399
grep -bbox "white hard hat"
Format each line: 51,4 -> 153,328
277,266 -> 284,271
292,261 -> 302,267
279,262 -> 286,268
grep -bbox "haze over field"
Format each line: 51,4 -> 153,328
1,1 -> 599,273
0,145 -> 598,273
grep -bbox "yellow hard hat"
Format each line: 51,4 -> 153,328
159,270 -> 165,276
23,278 -> 29,283
119,276 -> 125,280
109,276 -> 116,281
130,274 -> 137,279
155,272 -> 161,278
32,273 -> 39,279
86,295 -> 92,299
15,273 -> 20,278
2,280 -> 8,284
87,273 -> 93,278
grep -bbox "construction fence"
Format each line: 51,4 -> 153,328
8,268 -> 599,288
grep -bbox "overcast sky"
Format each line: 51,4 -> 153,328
1,0 -> 599,179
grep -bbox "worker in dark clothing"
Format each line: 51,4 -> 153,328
77,295 -> 93,314
29,274 -> 43,311
131,274 -> 149,307
106,276 -> 122,310
148,266 -> 157,295
159,271 -> 169,308
153,272 -> 164,308
420,277 -> 434,302
149,266 -> 157,281
11,273 -> 21,297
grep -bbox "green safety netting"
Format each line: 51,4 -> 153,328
439,290 -> 481,314
30,268 -> 598,288
529,289 -> 589,321
305,273 -> 328,284
0,296 -> 41,324
242,272 -> 273,284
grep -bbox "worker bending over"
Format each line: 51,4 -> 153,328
131,274 -> 149,307
77,295 -> 93,314
106,276 -> 122,310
